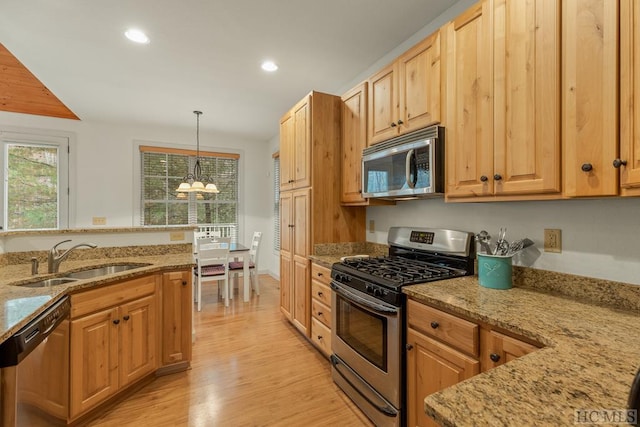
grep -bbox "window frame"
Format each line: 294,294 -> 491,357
134,141 -> 243,233
0,127 -> 75,230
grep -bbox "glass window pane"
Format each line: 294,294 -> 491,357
7,144 -> 58,230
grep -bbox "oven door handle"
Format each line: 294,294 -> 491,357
331,282 -> 399,315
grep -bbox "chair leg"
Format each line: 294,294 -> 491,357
252,271 -> 260,295
224,273 -> 230,307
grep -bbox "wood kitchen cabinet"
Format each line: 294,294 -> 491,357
406,299 -> 539,427
160,270 -> 192,370
445,0 -> 561,200
341,82 -> 396,206
310,263 -> 332,357
279,91 -> 365,338
69,275 -> 159,420
618,0 -> 640,195
368,30 -> 442,145
279,95 -> 311,192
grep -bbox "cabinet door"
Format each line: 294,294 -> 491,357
445,0 -> 494,198
398,30 -> 442,133
70,307 -> 119,418
293,95 -> 312,189
161,271 -> 192,366
279,250 -> 292,320
493,0 -> 561,195
620,0 -> 640,191
407,328 -> 480,427
291,188 -> 311,336
279,111 -> 294,191
481,329 -> 538,371
292,188 -> 310,259
368,62 -> 399,145
563,0 -> 619,196
119,294 -> 157,388
341,82 -> 369,205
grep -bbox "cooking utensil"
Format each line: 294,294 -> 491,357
475,230 -> 493,255
494,227 -> 509,255
506,237 -> 535,256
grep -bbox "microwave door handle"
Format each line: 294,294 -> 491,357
405,149 -> 416,189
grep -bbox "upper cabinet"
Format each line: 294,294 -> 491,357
368,30 -> 442,145
446,0 -> 561,200
279,95 -> 311,191
563,0 -> 619,197
341,82 -> 369,205
618,0 -> 640,194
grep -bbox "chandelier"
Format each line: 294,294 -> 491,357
176,110 -> 220,195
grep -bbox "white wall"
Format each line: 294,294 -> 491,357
0,111 -> 276,275
367,197 -> 640,286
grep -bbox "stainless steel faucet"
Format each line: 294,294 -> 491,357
48,240 -> 98,273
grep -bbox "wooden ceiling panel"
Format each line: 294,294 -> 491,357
0,43 -> 79,120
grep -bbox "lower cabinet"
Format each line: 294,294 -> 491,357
161,270 -> 192,368
69,274 -> 160,420
309,263 -> 332,357
406,299 -> 539,427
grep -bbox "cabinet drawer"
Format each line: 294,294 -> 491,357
407,299 -> 479,357
311,298 -> 331,328
311,263 -> 331,286
71,274 -> 158,319
310,317 -> 331,357
311,280 -> 331,306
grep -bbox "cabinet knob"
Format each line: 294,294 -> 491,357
123,315 -> 130,321
390,122 -> 397,127
318,312 -> 323,316
397,119 -> 404,125
317,335 -> 323,340
317,291 -> 323,297
493,174 -> 503,181
581,163 -> 593,172
406,344 -> 414,351
480,175 -> 488,182
182,280 -> 187,286
113,319 -> 120,325
317,272 -> 323,277
490,353 -> 501,362
430,321 -> 439,329
613,158 -> 628,168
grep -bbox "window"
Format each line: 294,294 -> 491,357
1,130 -> 70,230
140,146 -> 239,229
273,153 -> 280,251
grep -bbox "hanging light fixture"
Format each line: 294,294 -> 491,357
176,110 -> 220,194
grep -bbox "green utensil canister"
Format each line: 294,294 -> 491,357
477,254 -> 513,290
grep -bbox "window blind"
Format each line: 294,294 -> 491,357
273,155 -> 280,251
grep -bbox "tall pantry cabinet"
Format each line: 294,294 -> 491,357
279,91 -> 365,337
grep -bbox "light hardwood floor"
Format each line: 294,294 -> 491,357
85,275 -> 373,427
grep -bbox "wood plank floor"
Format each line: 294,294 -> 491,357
85,275 -> 374,427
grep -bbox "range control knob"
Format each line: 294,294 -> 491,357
365,285 -> 374,293
373,288 -> 382,297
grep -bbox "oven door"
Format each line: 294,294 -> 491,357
331,281 -> 401,407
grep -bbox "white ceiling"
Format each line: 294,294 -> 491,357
0,0 -> 454,141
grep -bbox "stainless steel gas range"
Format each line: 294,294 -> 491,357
330,227 -> 475,427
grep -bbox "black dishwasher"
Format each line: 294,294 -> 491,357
0,296 -> 70,426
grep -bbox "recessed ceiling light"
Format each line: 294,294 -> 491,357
261,60 -> 278,72
125,29 -> 150,44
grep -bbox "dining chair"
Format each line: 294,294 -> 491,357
229,231 -> 262,296
193,240 -> 230,310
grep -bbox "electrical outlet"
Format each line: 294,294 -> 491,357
92,216 -> 107,226
170,231 -> 185,241
544,229 -> 562,253
369,220 -> 375,233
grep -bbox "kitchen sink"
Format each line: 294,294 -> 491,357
63,263 -> 151,280
18,277 -> 79,288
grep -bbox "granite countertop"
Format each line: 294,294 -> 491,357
0,252 -> 194,345
404,277 -> 640,427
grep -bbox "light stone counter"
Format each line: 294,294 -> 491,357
404,277 -> 640,427
0,245 -> 194,345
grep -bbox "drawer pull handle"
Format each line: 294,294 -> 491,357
317,291 -> 323,297
430,321 -> 439,329
318,312 -> 323,316
490,353 -> 501,363
317,335 -> 323,340
317,272 -> 323,277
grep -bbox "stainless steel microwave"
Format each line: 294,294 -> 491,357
362,126 -> 444,200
